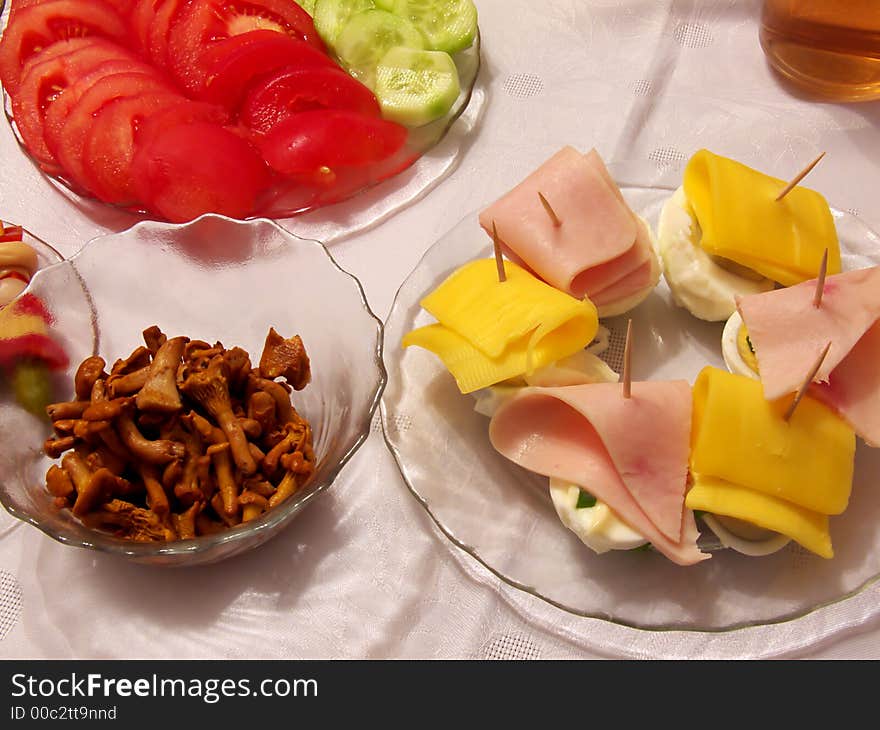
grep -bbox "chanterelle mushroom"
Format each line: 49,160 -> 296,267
181,355 -> 257,475
136,336 -> 187,413
259,328 -> 311,390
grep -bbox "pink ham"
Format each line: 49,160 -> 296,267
478,146 -> 656,308
811,320 -> 880,447
488,381 -> 708,566
737,265 -> 880,400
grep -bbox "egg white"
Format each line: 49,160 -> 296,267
658,187 -> 774,322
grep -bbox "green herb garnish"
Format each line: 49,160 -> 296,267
575,489 -> 597,509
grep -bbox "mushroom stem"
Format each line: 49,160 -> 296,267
116,411 -> 184,464
137,336 -> 186,413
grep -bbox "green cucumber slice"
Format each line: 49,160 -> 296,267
335,9 -> 425,88
391,0 -> 477,54
375,46 -> 459,126
297,0 -> 318,16
313,0 -> 376,44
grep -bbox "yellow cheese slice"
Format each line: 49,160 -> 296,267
686,475 -> 833,559
0,311 -> 48,340
691,367 -> 855,515
403,259 -> 598,394
683,149 -> 840,286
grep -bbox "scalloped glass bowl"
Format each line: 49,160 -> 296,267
0,215 -> 385,566
381,188 -> 880,634
0,0 -> 483,229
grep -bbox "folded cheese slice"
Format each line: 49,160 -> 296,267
478,147 -> 658,310
489,381 -> 708,566
403,259 -> 598,394
685,476 -> 833,559
683,149 -> 840,286
691,367 -> 855,518
737,264 -> 880,405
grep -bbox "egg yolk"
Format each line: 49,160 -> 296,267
736,324 -> 760,374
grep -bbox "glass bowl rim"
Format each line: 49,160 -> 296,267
380,188 -> 880,634
0,212 -> 388,561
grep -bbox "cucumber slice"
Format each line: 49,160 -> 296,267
335,9 -> 425,88
297,0 -> 318,16
375,46 -> 459,126
391,0 -> 477,54
313,0 -> 376,44
374,0 -> 395,8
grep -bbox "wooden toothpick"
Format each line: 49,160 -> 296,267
813,248 -> 829,308
775,152 -> 826,201
783,341 -> 832,421
622,319 -> 633,399
492,220 -> 506,283
538,192 -> 562,227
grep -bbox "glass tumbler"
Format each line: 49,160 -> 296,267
760,0 -> 880,101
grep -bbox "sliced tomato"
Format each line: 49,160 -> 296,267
129,0 -> 162,54
83,96 -> 230,205
131,121 -> 270,222
258,109 -> 408,181
11,37 -> 137,171
167,0 -> 326,94
42,58 -> 159,158
54,71 -> 177,190
80,90 -> 188,205
199,30 -> 336,110
0,0 -> 129,96
147,0 -> 190,69
240,66 -> 381,135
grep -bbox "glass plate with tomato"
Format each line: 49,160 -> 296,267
0,0 -> 483,233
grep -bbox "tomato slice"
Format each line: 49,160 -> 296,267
131,121 -> 270,222
0,0 -> 129,96
167,0 -> 326,94
258,109 -> 408,180
199,29 -> 336,110
83,97 -> 229,205
42,58 -> 159,157
240,66 -> 381,135
147,0 -> 190,69
11,37 -> 137,172
54,71 -> 177,190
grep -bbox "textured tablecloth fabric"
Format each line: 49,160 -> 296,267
2,0 -> 880,659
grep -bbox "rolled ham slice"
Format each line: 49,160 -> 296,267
478,147 -> 658,311
811,320 -> 880,447
737,265 -> 880,446
488,381 -> 708,566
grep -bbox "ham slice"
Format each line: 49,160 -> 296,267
488,382 -> 708,566
811,320 -> 880,447
478,146 -> 657,309
737,265 -> 880,400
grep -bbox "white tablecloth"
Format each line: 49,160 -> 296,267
2,0 -> 880,659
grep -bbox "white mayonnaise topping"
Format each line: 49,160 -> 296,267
658,187 -> 773,322
549,479 -> 648,553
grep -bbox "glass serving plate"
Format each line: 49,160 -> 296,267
0,215 -> 385,566
0,3 -> 485,242
381,187 -> 880,635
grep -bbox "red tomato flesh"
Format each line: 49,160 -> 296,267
80,90 -> 187,205
198,29 -> 336,110
11,37 -> 137,171
240,66 -> 381,135
259,109 -> 408,180
167,0 -> 326,95
131,121 -> 270,222
54,71 -> 176,189
0,0 -> 129,96
42,58 -> 160,157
